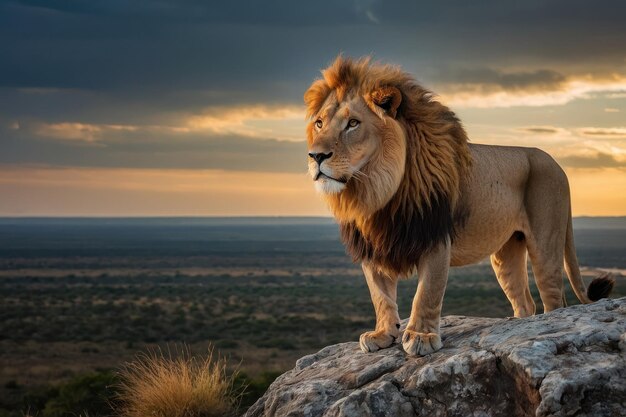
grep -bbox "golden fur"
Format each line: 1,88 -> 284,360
304,56 -> 614,356
306,56 -> 471,225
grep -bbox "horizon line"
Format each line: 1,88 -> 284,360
1,215 -> 625,219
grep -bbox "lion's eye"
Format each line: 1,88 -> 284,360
315,119 -> 323,129
347,119 -> 360,128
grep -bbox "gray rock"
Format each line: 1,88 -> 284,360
244,298 -> 626,417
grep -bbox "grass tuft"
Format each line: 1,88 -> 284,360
116,345 -> 239,417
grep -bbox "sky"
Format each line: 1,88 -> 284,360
1,0 -> 625,216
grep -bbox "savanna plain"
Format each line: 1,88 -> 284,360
1,217 -> 625,416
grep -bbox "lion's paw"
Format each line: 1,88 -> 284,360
401,330 -> 442,356
359,330 -> 397,353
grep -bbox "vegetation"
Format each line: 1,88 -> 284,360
117,346 -> 238,417
0,371 -> 117,417
0,369 -> 276,417
0,218 -> 623,416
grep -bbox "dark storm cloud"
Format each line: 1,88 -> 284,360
7,0 -> 372,26
1,0 -> 625,171
0,0 -> 372,95
2,0 -> 624,95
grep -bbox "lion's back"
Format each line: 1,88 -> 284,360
451,143 -> 568,266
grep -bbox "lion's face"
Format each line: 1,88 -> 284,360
306,95 -> 383,195
304,59 -> 411,221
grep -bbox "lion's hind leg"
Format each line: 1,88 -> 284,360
523,150 -> 570,313
490,232 -> 536,317
359,263 -> 401,353
526,234 -> 566,313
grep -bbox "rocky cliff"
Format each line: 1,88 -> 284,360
245,298 -> 626,417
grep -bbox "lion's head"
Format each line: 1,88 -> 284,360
305,68 -> 406,219
304,56 -> 472,276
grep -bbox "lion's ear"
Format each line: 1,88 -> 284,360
369,86 -> 402,118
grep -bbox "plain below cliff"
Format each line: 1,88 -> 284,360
245,297 -> 626,417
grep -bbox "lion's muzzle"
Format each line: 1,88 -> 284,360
308,151 -> 333,165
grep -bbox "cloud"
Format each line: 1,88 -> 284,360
516,126 -> 563,134
35,122 -> 138,143
3,1 -> 625,101
2,1 -> 625,215
14,114 -> 626,173
579,127 -> 626,138
353,0 -> 380,24
557,152 -> 626,169
32,104 -> 306,143
436,68 -> 566,92
3,122 -> 307,173
471,124 -> 626,170
185,105 -> 305,141
439,74 -> 626,108
516,125 -> 626,140
17,87 -> 78,95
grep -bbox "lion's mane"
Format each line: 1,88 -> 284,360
305,57 -> 473,276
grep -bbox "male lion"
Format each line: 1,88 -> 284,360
304,56 -> 614,356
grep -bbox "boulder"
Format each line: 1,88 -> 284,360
244,298 -> 626,417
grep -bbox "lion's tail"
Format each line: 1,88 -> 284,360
563,210 -> 615,303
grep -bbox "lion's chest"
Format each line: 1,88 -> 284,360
339,195 -> 454,277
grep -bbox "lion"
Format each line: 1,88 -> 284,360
304,56 -> 614,356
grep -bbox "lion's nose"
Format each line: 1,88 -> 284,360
308,151 -> 333,164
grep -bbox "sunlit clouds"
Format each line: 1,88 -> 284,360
5,80 -> 626,215
468,124 -> 626,169
440,74 -> 626,109
185,105 -> 305,141
510,126 -> 626,168
35,122 -> 139,143
578,127 -> 626,138
1,1 -> 625,216
31,105 -> 306,144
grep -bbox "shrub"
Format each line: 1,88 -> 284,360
41,371 -> 117,417
116,346 -> 238,417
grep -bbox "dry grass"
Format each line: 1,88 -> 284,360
116,346 -> 239,417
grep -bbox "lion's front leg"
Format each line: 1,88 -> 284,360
359,263 -> 401,353
403,240 -> 450,356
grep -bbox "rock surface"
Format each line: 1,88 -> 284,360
244,298 -> 626,417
